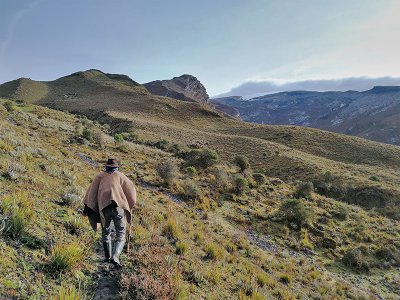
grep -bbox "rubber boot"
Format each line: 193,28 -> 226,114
111,240 -> 125,267
103,242 -> 112,263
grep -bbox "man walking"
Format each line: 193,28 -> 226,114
83,158 -> 137,267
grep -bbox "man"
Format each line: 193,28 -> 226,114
83,158 -> 137,267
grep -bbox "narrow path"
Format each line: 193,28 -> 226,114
92,237 -> 120,299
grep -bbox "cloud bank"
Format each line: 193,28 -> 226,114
213,77 -> 400,99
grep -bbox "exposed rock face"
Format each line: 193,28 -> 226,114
213,87 -> 400,146
144,74 -> 209,103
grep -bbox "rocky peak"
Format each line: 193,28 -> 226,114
144,74 -> 209,103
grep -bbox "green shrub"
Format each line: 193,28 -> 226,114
49,243 -> 84,272
153,139 -> 172,151
375,246 -> 400,265
185,166 -> 197,176
157,161 -> 179,186
342,247 -> 370,273
184,149 -> 219,169
332,204 -> 349,221
114,133 -> 125,143
234,175 -> 249,195
294,181 -> 314,200
214,169 -> 230,192
234,155 -> 250,171
252,173 -> 267,187
93,131 -> 106,148
182,180 -> 203,201
4,101 -> 15,112
277,199 -> 314,229
369,175 -> 380,182
82,127 -> 94,142
121,131 -> 138,142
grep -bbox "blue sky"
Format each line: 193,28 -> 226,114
1,0 -> 400,96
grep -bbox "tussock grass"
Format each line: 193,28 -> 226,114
0,191 -> 34,238
48,242 -> 84,272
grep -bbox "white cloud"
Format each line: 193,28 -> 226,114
213,77 -> 400,99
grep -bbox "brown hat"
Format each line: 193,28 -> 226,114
105,158 -> 119,167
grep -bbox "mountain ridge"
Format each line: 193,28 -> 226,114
212,87 -> 400,145
144,74 -> 209,103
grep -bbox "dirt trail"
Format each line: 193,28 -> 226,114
92,238 -> 120,299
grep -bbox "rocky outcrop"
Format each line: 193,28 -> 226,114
144,74 -> 209,103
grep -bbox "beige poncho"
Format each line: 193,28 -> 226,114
83,171 -> 137,231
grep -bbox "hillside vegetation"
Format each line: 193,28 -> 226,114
1,70 -> 400,218
0,97 -> 400,299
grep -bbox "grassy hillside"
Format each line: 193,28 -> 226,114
1,71 -> 400,219
0,99 -> 400,299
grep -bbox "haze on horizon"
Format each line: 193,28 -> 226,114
1,0 -> 400,97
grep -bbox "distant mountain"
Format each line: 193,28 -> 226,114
144,74 -> 209,103
212,87 -> 400,145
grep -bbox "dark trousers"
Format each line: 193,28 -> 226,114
101,202 -> 126,244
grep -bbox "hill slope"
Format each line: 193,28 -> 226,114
212,87 -> 400,145
1,70 -> 400,217
0,99 -> 399,299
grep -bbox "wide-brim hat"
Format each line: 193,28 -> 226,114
105,158 -> 119,167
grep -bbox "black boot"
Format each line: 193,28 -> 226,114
103,242 -> 112,263
111,240 -> 125,267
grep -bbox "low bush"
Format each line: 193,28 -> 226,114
214,169 -> 230,192
294,181 -> 314,200
375,246 -> 400,266
82,127 -> 94,142
252,173 -> 267,187
114,133 -> 125,143
93,131 -> 106,148
185,166 -> 197,176
234,155 -> 250,171
4,101 -> 15,112
234,175 -> 249,195
332,204 -> 349,221
181,180 -> 202,201
184,148 -> 219,169
157,161 -> 179,186
277,199 -> 314,229
342,247 -> 370,273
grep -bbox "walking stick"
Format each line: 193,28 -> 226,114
126,209 -> 133,254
